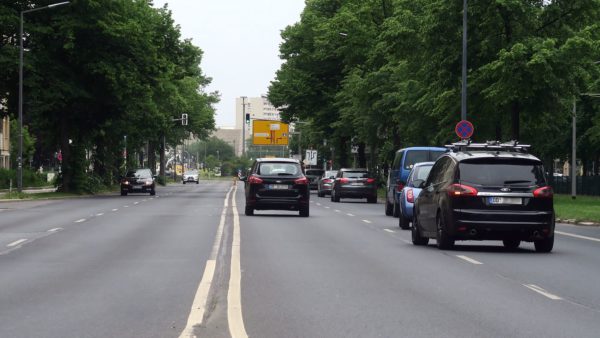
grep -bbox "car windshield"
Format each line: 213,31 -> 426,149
459,160 -> 546,186
127,169 -> 152,178
258,162 -> 301,176
343,171 -> 369,178
324,170 -> 337,178
184,170 -> 198,175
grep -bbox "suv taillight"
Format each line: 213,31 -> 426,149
448,184 -> 478,197
366,178 -> 375,184
340,178 -> 349,184
323,179 -> 332,184
406,189 -> 414,203
533,186 -> 553,199
248,175 -> 263,184
295,177 -> 309,185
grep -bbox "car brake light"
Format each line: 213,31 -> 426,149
448,184 -> 478,197
340,178 -> 349,184
323,179 -> 332,184
295,177 -> 309,185
396,182 -> 404,192
406,189 -> 414,203
366,178 -> 375,184
248,175 -> 263,184
533,186 -> 553,198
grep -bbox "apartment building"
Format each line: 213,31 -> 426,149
235,95 -> 282,146
0,116 -> 9,169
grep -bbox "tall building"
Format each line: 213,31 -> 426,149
235,95 -> 282,148
211,127 -> 242,156
0,116 -> 9,169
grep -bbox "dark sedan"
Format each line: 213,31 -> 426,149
330,168 -> 377,203
242,158 -> 310,217
120,168 -> 156,196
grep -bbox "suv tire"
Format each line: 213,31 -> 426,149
121,191 -> 127,196
436,213 -> 454,250
332,189 -> 340,202
318,190 -> 324,197
534,236 -> 554,253
299,206 -> 309,217
367,196 -> 377,204
150,189 -> 156,196
245,206 -> 254,216
412,214 -> 429,246
385,194 -> 393,216
399,208 -> 410,230
393,201 -> 400,217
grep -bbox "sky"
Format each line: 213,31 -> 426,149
152,0 -> 306,128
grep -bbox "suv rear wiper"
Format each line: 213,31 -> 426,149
276,173 -> 295,176
503,180 -> 532,184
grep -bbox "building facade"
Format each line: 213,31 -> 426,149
211,127 -> 243,157
235,95 -> 282,150
0,116 -> 10,169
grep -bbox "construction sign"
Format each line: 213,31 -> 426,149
252,120 -> 289,145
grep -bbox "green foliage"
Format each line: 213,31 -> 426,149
0,168 -> 48,189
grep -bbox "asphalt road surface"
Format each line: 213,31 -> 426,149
1,181 -> 600,338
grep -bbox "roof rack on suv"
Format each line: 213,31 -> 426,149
445,140 -> 531,153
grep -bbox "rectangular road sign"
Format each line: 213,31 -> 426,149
306,150 -> 317,166
252,120 -> 289,145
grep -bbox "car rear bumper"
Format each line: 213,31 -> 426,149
451,209 -> 554,240
338,186 -> 377,198
122,185 -> 154,193
248,197 -> 309,210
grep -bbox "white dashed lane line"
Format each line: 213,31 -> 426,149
384,229 -> 395,233
112,209 -> 118,212
334,210 -> 341,213
74,218 -> 86,223
523,284 -> 562,300
456,255 -> 484,265
556,231 -> 600,243
133,202 -> 139,205
362,220 -> 372,224
324,206 -> 330,209
96,213 -> 104,216
347,213 -> 355,217
47,228 -> 63,233
7,239 -> 28,248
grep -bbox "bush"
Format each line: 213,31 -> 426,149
0,168 -> 49,189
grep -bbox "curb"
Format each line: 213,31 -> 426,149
557,219 -> 600,227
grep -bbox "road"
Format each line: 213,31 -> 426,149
1,181 -> 600,338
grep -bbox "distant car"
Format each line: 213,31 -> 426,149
183,170 -> 199,184
398,162 -> 434,229
305,169 -> 325,190
385,147 -> 446,217
331,168 -> 377,203
242,158 -> 310,217
317,170 -> 338,197
412,142 -> 554,252
120,168 -> 156,196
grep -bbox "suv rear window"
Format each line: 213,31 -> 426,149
342,171 -> 369,178
404,150 -> 445,170
305,169 -> 324,176
459,159 -> 546,186
258,162 -> 302,176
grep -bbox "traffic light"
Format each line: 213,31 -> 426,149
182,113 -> 188,126
245,113 -> 250,124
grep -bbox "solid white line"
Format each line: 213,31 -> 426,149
556,231 -> 600,243
112,209 -> 118,212
96,213 -> 104,216
384,229 -> 395,233
179,186 -> 233,338
347,213 -> 355,217
74,218 -> 86,223
7,239 -> 27,247
47,227 -> 63,232
456,255 -> 484,265
524,284 -> 562,300
362,220 -> 372,224
228,185 -> 249,338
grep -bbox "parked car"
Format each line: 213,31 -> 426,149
317,170 -> 338,197
412,141 -> 554,252
386,147 -> 446,217
398,162 -> 434,229
241,158 -> 310,217
183,169 -> 199,184
120,168 -> 156,196
331,168 -> 377,203
305,169 -> 325,190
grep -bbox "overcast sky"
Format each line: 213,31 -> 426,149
152,0 -> 305,128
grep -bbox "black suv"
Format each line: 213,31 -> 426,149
242,158 -> 310,217
412,141 -> 554,252
331,168 -> 378,203
120,168 -> 156,196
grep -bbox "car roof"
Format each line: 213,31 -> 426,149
445,150 -> 541,162
412,161 -> 435,167
255,158 -> 300,163
339,168 -> 368,171
396,146 -> 446,153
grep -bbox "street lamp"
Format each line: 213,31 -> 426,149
18,1 -> 70,192
461,0 -> 468,121
241,96 -> 247,156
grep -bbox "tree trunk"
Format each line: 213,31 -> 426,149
148,141 -> 156,174
59,113 -> 72,192
159,135 -> 165,177
357,142 -> 366,168
338,137 -> 349,168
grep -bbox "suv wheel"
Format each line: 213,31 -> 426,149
412,214 -> 429,246
299,206 -> 309,217
332,189 -> 340,202
393,201 -> 400,218
245,206 -> 254,216
399,207 -> 410,230
150,189 -> 156,196
367,196 -> 377,204
121,191 -> 127,196
318,189 -> 324,197
502,239 -> 521,249
534,236 -> 554,253
385,193 -> 393,216
436,213 -> 454,250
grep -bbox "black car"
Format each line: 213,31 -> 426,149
305,169 -> 325,190
120,168 -> 156,196
331,168 -> 377,203
242,158 -> 310,217
412,141 -> 554,252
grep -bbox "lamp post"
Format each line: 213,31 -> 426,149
461,0 -> 468,121
18,1 -> 70,192
241,96 -> 247,156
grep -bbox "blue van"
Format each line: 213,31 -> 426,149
385,147 -> 446,217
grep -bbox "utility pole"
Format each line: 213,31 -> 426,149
241,96 -> 247,156
461,0 -> 468,121
572,98 -> 577,200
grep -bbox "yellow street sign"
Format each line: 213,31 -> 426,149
252,120 -> 289,145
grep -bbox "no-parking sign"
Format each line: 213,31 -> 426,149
455,120 -> 474,139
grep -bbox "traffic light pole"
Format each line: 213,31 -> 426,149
242,96 -> 247,156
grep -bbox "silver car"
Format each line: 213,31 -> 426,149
183,170 -> 199,184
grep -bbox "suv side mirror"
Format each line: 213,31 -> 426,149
414,180 -> 426,189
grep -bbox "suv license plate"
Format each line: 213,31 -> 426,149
268,184 -> 289,190
488,197 -> 522,205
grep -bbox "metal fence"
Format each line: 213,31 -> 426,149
550,176 -> 600,196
